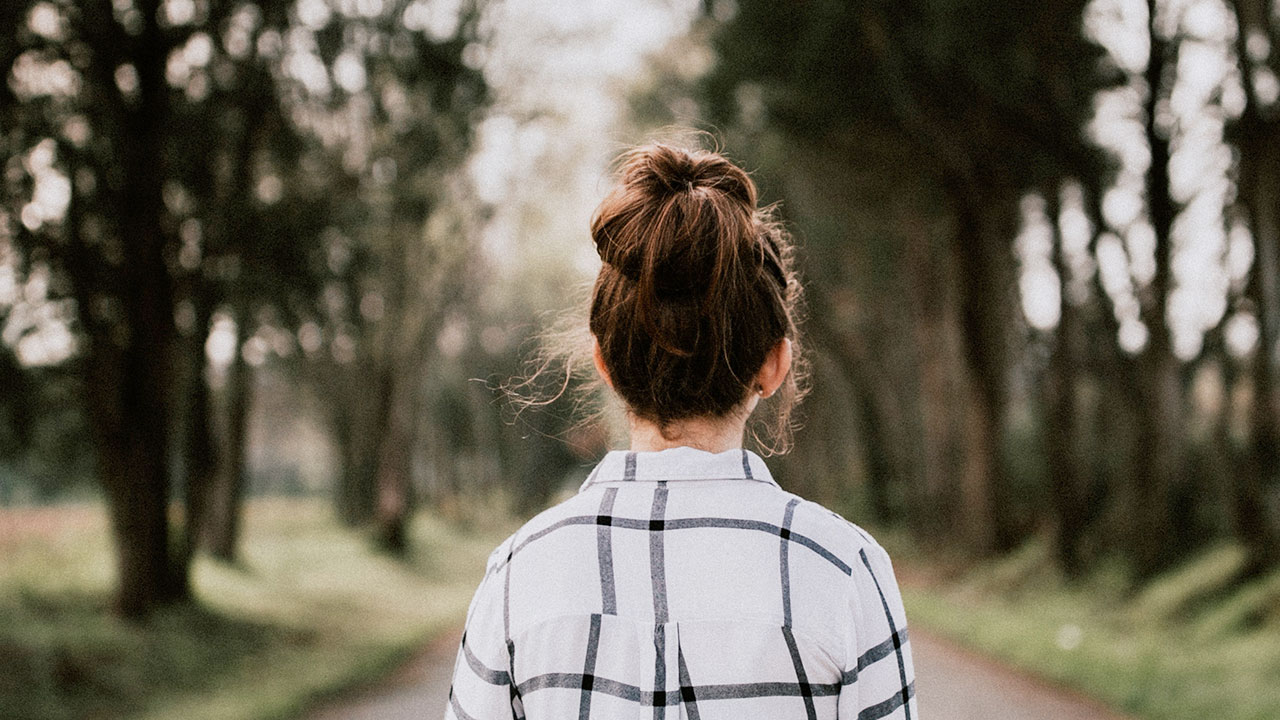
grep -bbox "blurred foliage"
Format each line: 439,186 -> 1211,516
629,0 -> 1280,585
0,0 -> 1277,685
0,499 -> 515,720
0,363 -> 91,503
0,0 -> 494,614
898,538 -> 1280,719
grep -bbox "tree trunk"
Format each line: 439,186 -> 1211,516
949,182 -> 1019,555
373,366 -> 416,554
93,0 -> 186,618
806,256 -> 945,528
178,294 -> 217,575
1238,144 -> 1280,573
204,309 -> 253,562
903,208 -> 969,545
332,401 -> 377,525
1129,2 -> 1182,578
1076,179 -> 1144,564
1229,0 -> 1280,575
1209,340 -> 1278,576
1044,187 -> 1087,578
87,351 -> 185,618
808,312 -> 901,525
331,361 -> 390,525
1127,236 -> 1181,583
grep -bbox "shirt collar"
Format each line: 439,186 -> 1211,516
579,446 -> 779,490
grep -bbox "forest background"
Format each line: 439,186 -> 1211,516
2,0 -> 1280,718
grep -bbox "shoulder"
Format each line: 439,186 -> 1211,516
482,488 -> 606,576
781,492 -> 893,576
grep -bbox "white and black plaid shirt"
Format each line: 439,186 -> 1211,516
446,447 -> 917,720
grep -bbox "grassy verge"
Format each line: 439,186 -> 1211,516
0,498 -> 515,720
886,534 -> 1280,720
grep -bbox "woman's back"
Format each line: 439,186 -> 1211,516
447,447 -> 916,719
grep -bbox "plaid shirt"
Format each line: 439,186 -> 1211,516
446,447 -> 917,720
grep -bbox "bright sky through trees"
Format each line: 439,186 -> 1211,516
1016,0 -> 1263,360
0,0 -> 1271,366
465,0 -> 699,287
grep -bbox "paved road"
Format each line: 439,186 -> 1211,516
307,630 -> 460,720
307,627 -> 1131,720
909,631 -> 1130,720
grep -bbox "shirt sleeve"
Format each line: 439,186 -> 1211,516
445,540 -> 520,720
837,541 -> 918,720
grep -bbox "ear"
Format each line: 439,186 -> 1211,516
592,335 -> 614,390
755,338 -> 792,399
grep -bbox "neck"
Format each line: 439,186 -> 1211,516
628,413 -> 748,453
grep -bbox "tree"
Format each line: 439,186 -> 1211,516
288,0 -> 490,553
698,0 -> 1112,556
1226,0 -> 1280,574
1043,185 -> 1089,578
0,0 -> 489,613
9,0 -> 194,616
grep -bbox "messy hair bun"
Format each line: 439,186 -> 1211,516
588,143 -> 806,451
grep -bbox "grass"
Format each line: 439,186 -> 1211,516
0,498 -> 516,720
888,534 -> 1280,720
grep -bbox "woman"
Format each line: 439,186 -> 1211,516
447,143 -> 917,720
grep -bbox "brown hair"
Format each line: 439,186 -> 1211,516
588,143 -> 806,451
